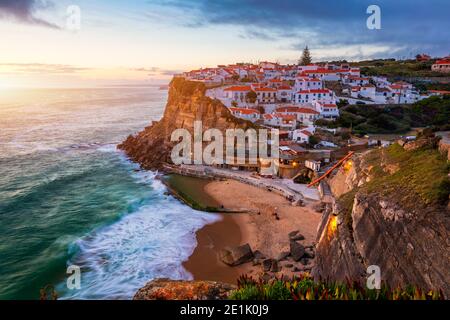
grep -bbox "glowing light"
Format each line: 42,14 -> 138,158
327,215 -> 338,240
292,161 -> 298,167
343,160 -> 353,172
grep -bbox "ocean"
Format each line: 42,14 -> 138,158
0,87 -> 220,300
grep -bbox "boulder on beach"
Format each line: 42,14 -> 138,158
290,241 -> 305,261
276,251 -> 290,261
219,244 -> 254,266
288,230 -> 299,238
290,234 -> 305,241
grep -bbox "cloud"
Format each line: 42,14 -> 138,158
0,0 -> 60,29
131,67 -> 184,77
0,63 -> 91,74
147,0 -> 450,58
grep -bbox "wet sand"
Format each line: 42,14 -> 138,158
170,175 -> 321,283
182,214 -> 250,285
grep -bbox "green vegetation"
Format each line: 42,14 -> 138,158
352,58 -> 445,78
413,82 -> 450,93
308,135 -> 320,145
229,274 -> 443,300
363,143 -> 450,206
163,175 -> 223,212
322,96 -> 450,135
171,77 -> 206,96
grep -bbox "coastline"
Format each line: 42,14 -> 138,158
168,174 -> 322,283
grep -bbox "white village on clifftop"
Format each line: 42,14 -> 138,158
171,53 -> 450,187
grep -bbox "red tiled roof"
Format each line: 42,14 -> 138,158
274,113 -> 296,121
300,130 -> 312,136
229,107 -> 260,115
224,85 -> 252,91
429,90 -> 450,95
275,106 -> 319,114
297,89 -> 332,94
254,87 -> 277,92
435,59 -> 450,65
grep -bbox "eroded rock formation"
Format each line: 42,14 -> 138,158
312,140 -> 450,296
118,77 -> 255,170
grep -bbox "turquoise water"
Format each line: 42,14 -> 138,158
0,88 -> 219,300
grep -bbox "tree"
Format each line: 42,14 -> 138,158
299,46 -> 312,65
246,90 -> 257,104
308,135 -> 320,146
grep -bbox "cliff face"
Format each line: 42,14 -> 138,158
312,141 -> 450,296
119,77 -> 254,170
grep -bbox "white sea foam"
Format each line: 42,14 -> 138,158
59,174 -> 220,300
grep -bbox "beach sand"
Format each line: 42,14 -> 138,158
182,177 -> 322,283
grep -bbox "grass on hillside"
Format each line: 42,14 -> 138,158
229,274 -> 444,300
352,59 -> 445,78
363,143 -> 450,206
318,96 -> 450,135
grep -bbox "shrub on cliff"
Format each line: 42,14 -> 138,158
229,274 -> 444,300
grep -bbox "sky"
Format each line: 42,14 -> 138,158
0,0 -> 449,88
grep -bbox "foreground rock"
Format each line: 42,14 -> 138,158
313,140 -> 450,297
290,241 -> 305,261
134,279 -> 236,300
219,244 -> 254,266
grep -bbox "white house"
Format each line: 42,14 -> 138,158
295,89 -> 335,104
273,113 -> 297,130
432,58 -> 450,73
294,77 -> 323,92
229,107 -> 260,122
371,76 -> 390,88
344,76 -> 370,87
313,102 -> 340,119
293,129 -> 314,143
274,106 -> 320,125
276,85 -> 293,103
254,87 -> 277,104
263,113 -> 281,127
351,85 -> 376,100
223,85 -> 252,103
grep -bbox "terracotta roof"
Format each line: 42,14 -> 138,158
229,107 -> 260,115
224,85 -> 252,91
297,89 -> 332,94
429,90 -> 450,95
300,130 -> 312,136
435,59 -> 450,65
254,87 -> 277,92
275,106 -> 319,114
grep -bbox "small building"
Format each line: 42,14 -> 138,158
229,107 -> 260,122
305,159 -> 321,172
416,54 -> 431,61
292,129 -> 313,143
432,58 -> 450,73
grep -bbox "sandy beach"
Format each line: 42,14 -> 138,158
180,177 -> 322,283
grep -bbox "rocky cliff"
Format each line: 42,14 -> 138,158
312,139 -> 450,296
119,77 -> 255,170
